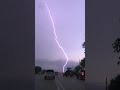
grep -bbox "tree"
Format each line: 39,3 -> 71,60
82,42 -> 85,53
112,37 -> 120,66
81,42 -> 85,68
82,42 -> 85,48
108,74 -> 120,90
80,58 -> 85,69
35,66 -> 42,74
74,42 -> 85,73
112,38 -> 120,53
74,65 -> 81,73
108,38 -> 120,90
67,67 -> 72,71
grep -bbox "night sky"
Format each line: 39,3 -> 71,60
35,0 -> 85,72
86,0 -> 120,89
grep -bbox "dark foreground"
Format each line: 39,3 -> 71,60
35,74 -> 85,90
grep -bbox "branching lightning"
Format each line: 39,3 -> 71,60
41,0 -> 69,72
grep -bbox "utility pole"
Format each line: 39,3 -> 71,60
106,77 -> 108,90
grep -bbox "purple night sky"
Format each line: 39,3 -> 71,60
35,0 -> 85,72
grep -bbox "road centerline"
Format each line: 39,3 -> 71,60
55,79 -> 60,90
56,78 -> 65,90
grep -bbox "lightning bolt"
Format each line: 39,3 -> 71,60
41,0 -> 69,72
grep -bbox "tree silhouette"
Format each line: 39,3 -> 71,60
82,42 -> 85,68
74,42 -> 85,73
112,37 -> 120,66
108,74 -> 120,90
82,42 -> 85,48
108,37 -> 120,90
74,65 -> 81,73
80,58 -> 85,69
112,38 -> 120,53
35,66 -> 42,74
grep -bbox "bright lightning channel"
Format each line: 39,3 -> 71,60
41,0 -> 69,72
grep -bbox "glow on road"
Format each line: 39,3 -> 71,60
41,0 -> 69,72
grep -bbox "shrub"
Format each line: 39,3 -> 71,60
108,74 -> 120,90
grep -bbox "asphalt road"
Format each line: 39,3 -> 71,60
35,74 -> 85,90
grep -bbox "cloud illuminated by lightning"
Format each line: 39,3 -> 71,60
41,0 -> 69,72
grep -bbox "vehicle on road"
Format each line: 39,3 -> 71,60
63,70 -> 74,77
55,72 -> 59,76
44,69 -> 55,80
76,69 -> 85,80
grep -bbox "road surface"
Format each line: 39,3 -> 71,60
35,74 -> 85,90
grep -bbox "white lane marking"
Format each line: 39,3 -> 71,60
55,79 -> 60,90
56,78 -> 65,90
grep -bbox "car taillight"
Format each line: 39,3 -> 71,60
82,72 -> 84,76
